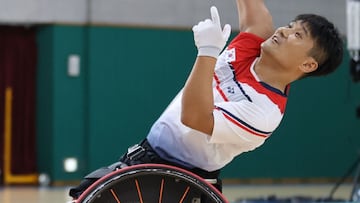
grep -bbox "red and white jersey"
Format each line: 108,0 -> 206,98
147,32 -> 288,171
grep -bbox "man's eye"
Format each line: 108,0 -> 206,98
295,32 -> 302,38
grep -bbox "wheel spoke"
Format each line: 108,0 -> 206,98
110,188 -> 121,203
135,179 -> 144,203
158,178 -> 164,203
179,186 -> 190,203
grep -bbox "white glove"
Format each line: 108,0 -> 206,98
192,6 -> 231,58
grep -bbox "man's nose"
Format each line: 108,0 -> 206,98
277,27 -> 290,38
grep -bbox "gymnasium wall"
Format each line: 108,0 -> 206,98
2,0 -> 358,183
36,24 -> 360,182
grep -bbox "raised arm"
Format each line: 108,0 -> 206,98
236,0 -> 274,39
181,7 -> 231,135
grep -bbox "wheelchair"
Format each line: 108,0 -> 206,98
75,163 -> 228,203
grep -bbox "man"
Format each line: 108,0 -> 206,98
70,0 -> 343,199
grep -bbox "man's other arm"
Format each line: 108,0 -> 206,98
236,0 -> 274,39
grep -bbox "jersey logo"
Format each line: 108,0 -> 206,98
224,48 -> 236,62
227,86 -> 235,94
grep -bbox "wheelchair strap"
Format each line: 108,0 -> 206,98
84,161 -> 128,179
122,139 -> 221,180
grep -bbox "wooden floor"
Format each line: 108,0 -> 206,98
0,183 -> 355,203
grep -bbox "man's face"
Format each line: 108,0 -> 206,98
261,20 -> 317,71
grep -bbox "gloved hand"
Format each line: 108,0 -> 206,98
192,6 -> 231,58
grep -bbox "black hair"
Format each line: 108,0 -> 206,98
294,14 -> 344,77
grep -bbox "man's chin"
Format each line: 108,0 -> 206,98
260,42 -> 275,55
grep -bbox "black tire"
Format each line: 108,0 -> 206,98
76,163 -> 228,203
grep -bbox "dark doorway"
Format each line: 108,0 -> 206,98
0,26 -> 37,184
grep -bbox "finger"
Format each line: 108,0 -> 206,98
210,6 -> 220,26
223,24 -> 231,40
192,25 -> 198,32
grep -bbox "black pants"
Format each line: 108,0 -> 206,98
69,139 -> 222,199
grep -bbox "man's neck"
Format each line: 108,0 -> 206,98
254,56 -> 295,93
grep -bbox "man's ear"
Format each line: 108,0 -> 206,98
300,57 -> 318,73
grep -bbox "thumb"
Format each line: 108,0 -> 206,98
222,24 -> 231,40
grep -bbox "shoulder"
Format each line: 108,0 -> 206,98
228,32 -> 265,50
219,32 -> 264,70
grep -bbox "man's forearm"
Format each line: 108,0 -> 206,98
236,0 -> 274,39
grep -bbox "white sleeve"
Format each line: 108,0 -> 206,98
209,100 -> 283,151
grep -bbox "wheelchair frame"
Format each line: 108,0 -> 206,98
75,163 -> 228,203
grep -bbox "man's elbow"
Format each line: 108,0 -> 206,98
180,112 -> 195,128
180,112 -> 214,135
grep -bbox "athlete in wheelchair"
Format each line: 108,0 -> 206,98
69,0 -> 343,202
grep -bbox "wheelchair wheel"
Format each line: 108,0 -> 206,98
76,163 -> 228,203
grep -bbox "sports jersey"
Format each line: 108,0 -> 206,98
146,32 -> 288,172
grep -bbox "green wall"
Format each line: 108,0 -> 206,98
37,26 -> 88,181
36,24 -> 360,182
86,26 -> 196,170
